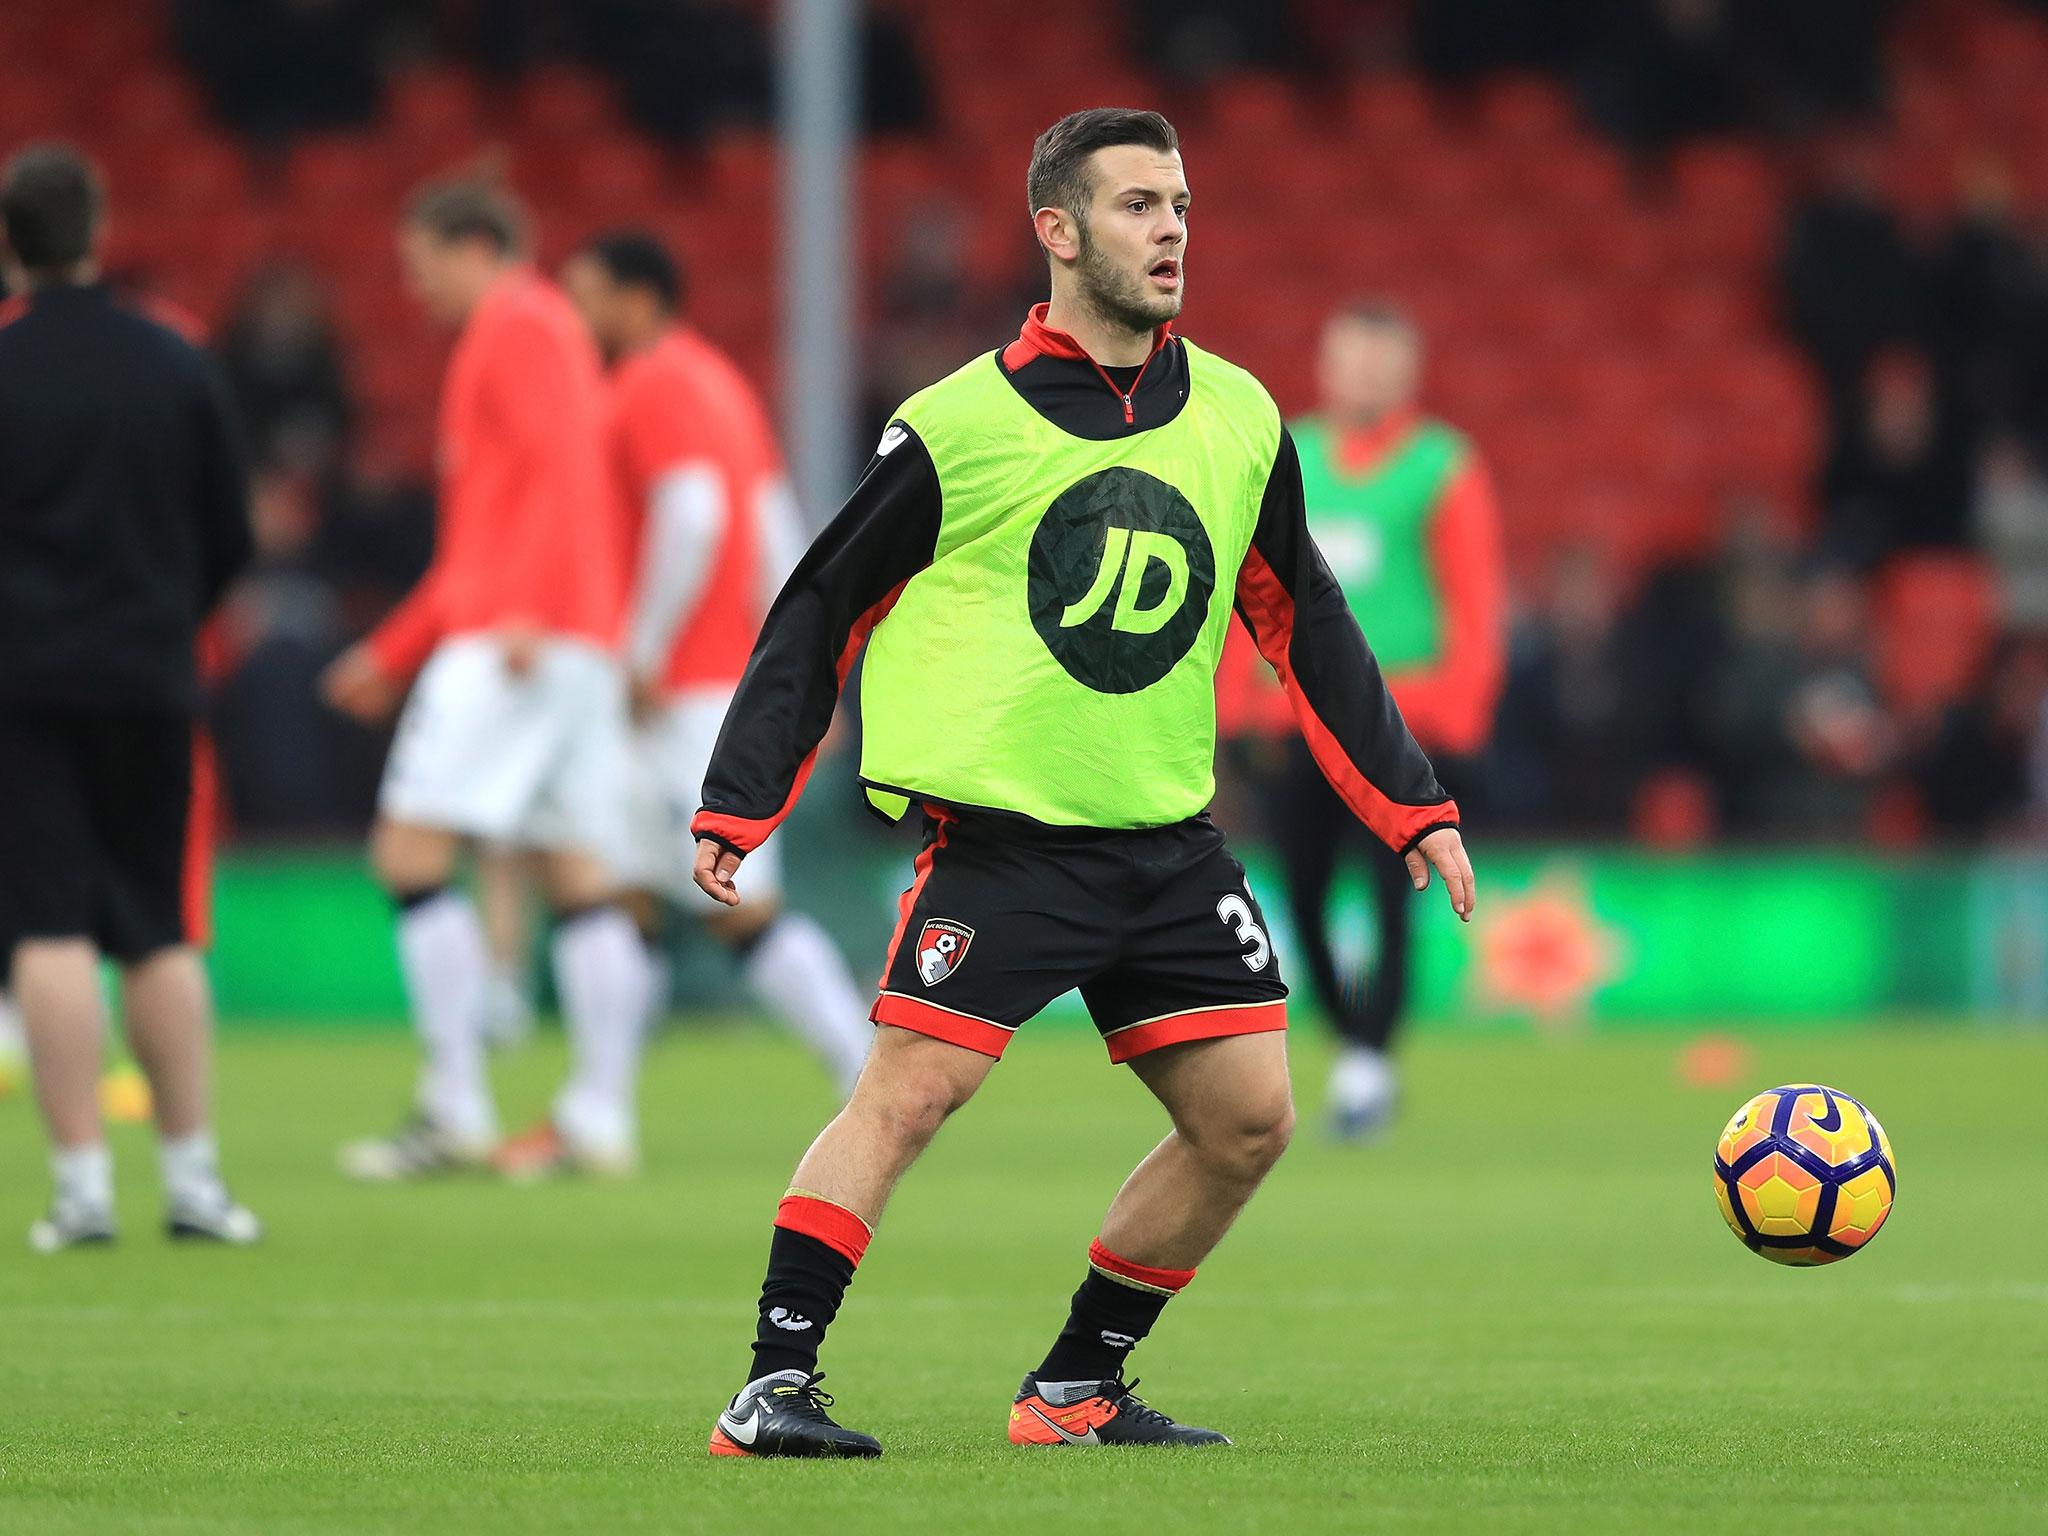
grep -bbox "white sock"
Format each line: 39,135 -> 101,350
395,890 -> 495,1141
550,906 -> 651,1153
1331,1046 -> 1395,1108
52,1142 -> 113,1212
742,914 -> 873,1095
481,964 -> 534,1047
158,1130 -> 223,1206
0,989 -> 22,1056
642,944 -> 674,1036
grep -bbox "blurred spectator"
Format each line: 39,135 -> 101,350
209,268 -> 384,829
1771,567 -> 1894,833
174,0 -> 382,143
1697,521 -> 1800,828
1411,0 -> 1588,82
578,1 -> 771,142
211,470 -> 354,830
1975,437 -> 2048,631
1924,163 -> 2041,441
1777,136 -> 1921,431
862,3 -> 935,135
217,265 -> 355,483
1916,639 -> 2048,838
1132,0 -> 1303,84
1413,0 -> 1891,145
1485,546 -> 1647,833
1736,0 -> 1893,131
1821,349 -> 1972,564
1579,0 -> 1745,161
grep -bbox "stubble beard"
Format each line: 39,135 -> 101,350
1074,224 -> 1182,339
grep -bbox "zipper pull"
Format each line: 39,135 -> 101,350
1122,394 -> 1134,425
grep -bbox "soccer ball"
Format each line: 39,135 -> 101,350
1713,1084 -> 1896,1266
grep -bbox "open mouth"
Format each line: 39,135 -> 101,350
1149,258 -> 1181,286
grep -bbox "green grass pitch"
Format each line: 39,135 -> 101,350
1,1023 -> 2043,1534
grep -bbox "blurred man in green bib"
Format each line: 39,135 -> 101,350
686,111 -> 1476,1457
1223,301 -> 1506,1139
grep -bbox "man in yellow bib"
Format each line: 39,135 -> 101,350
690,108 -> 1476,1457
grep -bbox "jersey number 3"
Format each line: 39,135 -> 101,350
1216,893 -> 1271,972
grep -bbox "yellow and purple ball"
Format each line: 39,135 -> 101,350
1714,1085 -> 1896,1266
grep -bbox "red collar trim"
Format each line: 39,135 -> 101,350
1002,302 -> 1174,371
1334,408 -> 1422,476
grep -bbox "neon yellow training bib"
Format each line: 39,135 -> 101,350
859,340 -> 1280,828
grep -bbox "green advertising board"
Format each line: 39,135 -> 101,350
206,841 -> 2048,1029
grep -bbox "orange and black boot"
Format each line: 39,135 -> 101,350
1007,1373 -> 1230,1447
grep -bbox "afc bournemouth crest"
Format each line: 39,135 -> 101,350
916,919 -> 975,987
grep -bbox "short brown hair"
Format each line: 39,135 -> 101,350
405,174 -> 528,257
1026,108 -> 1179,222
1332,298 -> 1418,335
2,142 -> 104,272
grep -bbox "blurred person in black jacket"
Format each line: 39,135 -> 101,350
173,0 -> 381,143
0,144 -> 262,1253
1779,136 -> 1922,452
1916,638 -> 2048,839
217,264 -> 354,484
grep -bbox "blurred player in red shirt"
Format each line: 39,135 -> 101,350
322,179 -> 651,1179
554,230 -> 871,1117
1219,301 -> 1505,1137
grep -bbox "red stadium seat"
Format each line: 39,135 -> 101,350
1872,554 -> 2003,723
1473,75 -> 1580,145
286,139 -> 393,213
102,69 -> 206,139
1341,78 -> 1438,145
514,68 -> 620,140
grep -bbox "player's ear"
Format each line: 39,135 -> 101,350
1034,206 -> 1080,265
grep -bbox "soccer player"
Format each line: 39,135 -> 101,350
543,230 -> 872,1126
689,109 -> 1476,1457
322,178 -> 651,1179
0,144 -> 261,1250
1221,301 -> 1505,1137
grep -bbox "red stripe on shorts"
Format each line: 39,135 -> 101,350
1102,1000 -> 1287,1064
869,992 -> 1013,1058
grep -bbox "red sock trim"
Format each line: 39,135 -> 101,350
1088,1238 -> 1195,1294
775,1193 -> 873,1266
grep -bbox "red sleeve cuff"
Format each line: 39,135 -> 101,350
690,810 -> 777,855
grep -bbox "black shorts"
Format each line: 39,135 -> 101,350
871,809 -> 1288,1062
0,704 -> 194,962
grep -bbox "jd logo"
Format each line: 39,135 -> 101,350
1028,468 -> 1215,694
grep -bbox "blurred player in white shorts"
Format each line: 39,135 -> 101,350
545,229 -> 872,1153
323,180 -> 652,1179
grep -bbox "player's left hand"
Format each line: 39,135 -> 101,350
319,644 -> 400,723
693,837 -> 744,907
1406,827 -> 1475,923
499,624 -> 543,678
628,670 -> 664,727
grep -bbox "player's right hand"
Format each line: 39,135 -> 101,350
319,644 -> 400,723
693,837 -> 744,907
1405,826 -> 1476,923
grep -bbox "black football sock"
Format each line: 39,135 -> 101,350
748,1193 -> 870,1383
1035,1238 -> 1194,1384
